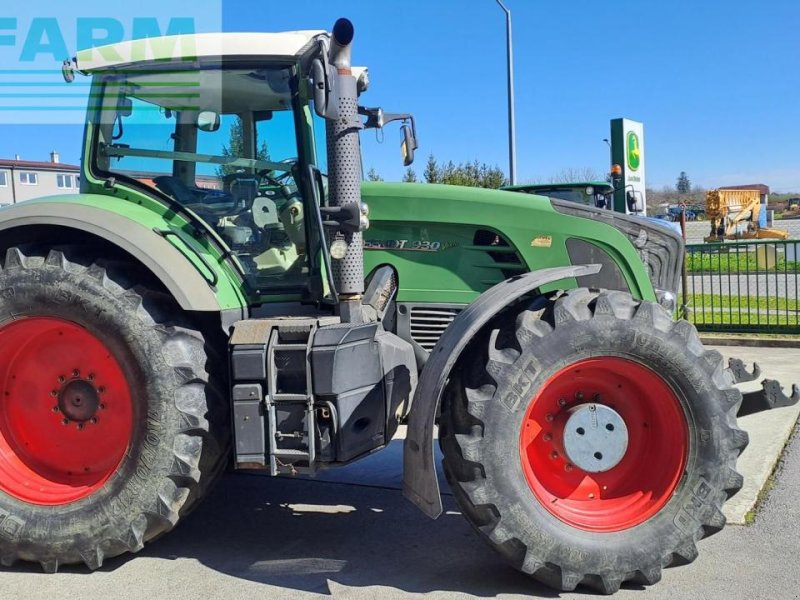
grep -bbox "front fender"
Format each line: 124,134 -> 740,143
0,198 -> 245,313
403,264 -> 601,518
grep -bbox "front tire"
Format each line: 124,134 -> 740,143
0,247 -> 228,571
441,289 -> 747,594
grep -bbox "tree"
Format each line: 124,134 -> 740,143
548,167 -> 602,184
421,155 -> 507,189
676,171 -> 691,194
424,155 -> 439,184
402,168 -> 418,183
216,118 -> 269,179
366,168 -> 383,182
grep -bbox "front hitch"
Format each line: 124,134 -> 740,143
738,379 -> 800,417
727,358 -> 761,384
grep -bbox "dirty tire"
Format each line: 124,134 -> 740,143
440,289 -> 747,594
0,246 -> 229,572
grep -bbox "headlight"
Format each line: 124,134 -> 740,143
551,199 -> 684,296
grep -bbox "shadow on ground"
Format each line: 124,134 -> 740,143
7,439 -> 560,597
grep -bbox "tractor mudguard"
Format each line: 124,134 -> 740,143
403,264 -> 601,518
0,200 -> 234,313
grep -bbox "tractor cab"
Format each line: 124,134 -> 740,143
69,32 -> 413,303
503,181 -> 615,210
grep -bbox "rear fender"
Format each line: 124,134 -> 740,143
0,201 -> 242,314
402,264 -> 601,518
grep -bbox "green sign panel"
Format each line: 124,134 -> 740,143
627,131 -> 641,172
610,118 -> 646,214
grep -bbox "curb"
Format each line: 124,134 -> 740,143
700,336 -> 800,349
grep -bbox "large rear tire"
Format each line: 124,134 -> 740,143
440,289 -> 747,594
0,246 -> 228,571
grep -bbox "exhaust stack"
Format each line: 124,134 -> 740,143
326,18 -> 365,323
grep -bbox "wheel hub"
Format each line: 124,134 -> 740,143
562,403 -> 628,473
58,379 -> 101,423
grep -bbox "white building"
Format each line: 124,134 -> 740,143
0,153 -> 80,206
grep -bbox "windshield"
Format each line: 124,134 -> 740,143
93,66 -> 312,295
529,187 -> 614,209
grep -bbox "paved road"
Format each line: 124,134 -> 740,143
685,273 -> 800,301
2,348 -> 800,600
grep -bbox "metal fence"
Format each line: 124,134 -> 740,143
681,239 -> 800,334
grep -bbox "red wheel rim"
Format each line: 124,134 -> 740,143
519,357 -> 688,532
0,317 -> 133,505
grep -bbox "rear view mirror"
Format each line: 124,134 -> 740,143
117,97 -> 133,117
311,58 -> 339,121
626,190 -> 644,213
197,111 -> 221,133
401,123 -> 418,167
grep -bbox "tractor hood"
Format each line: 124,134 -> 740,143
361,182 -> 658,304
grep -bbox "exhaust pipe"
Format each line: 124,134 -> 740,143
326,18 -> 365,323
329,18 -> 354,72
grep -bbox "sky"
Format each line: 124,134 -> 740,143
1,0 -> 799,191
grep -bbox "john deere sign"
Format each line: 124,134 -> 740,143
611,118 -> 646,214
626,131 -> 641,171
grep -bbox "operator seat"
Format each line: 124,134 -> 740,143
153,176 -> 201,204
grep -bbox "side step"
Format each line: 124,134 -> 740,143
230,318 -> 335,475
265,327 -> 316,476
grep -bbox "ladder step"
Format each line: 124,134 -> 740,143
273,449 -> 310,458
273,344 -> 308,351
271,394 -> 309,402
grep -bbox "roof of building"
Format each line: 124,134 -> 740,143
0,159 -> 80,172
718,184 -> 770,194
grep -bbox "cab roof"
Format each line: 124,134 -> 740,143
75,31 -> 327,72
502,181 -> 613,193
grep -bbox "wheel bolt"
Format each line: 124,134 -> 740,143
550,450 -> 559,460
72,369 -> 80,378
76,423 -> 84,431
50,390 -> 58,397
545,413 -> 554,422
57,375 -> 65,383
90,417 -> 98,425
575,392 -> 584,401
98,386 -> 106,394
61,418 -> 69,426
99,403 -> 106,410
564,463 -> 573,472
88,373 -> 95,381
558,398 -> 567,408
52,406 -> 59,413
543,432 -> 553,442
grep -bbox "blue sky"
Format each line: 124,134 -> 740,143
1,0 -> 799,191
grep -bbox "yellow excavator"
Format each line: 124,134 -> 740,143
704,188 -> 789,242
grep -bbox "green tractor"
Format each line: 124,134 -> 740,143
0,19 -> 795,594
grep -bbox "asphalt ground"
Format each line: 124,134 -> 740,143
1,346 -> 799,599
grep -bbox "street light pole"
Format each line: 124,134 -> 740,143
495,0 -> 517,185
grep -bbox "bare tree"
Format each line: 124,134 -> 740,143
548,167 -> 602,184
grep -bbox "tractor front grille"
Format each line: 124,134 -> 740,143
409,306 -> 463,351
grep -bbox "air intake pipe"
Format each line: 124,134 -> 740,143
326,18 -> 365,323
